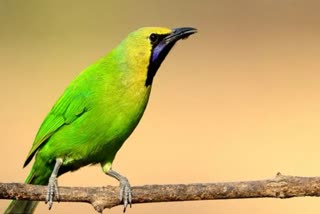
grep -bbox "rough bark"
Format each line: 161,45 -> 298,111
1,173 -> 320,213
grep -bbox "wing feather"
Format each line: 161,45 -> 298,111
23,87 -> 88,167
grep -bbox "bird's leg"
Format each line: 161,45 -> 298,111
45,158 -> 63,210
107,168 -> 132,212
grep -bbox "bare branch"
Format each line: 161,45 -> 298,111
2,173 -> 320,213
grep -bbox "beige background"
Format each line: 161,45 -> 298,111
1,0 -> 320,213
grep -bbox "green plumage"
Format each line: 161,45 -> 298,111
4,27 -> 196,214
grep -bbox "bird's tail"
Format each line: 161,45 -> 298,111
4,200 -> 38,214
4,165 -> 50,214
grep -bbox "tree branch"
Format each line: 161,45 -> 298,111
2,173 -> 320,213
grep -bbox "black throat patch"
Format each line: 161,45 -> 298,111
145,33 -> 176,87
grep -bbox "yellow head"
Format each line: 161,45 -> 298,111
116,27 -> 197,86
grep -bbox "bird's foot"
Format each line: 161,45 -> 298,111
106,169 -> 132,212
45,158 -> 63,210
119,177 -> 132,212
45,175 -> 60,209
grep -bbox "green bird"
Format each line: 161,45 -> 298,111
4,26 -> 197,214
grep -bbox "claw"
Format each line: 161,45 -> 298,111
45,176 -> 59,209
119,177 -> 132,212
45,158 -> 63,210
106,169 -> 132,212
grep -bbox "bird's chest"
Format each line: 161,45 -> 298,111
99,81 -> 151,139
61,84 -> 151,166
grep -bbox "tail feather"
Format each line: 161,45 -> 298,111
4,166 -> 50,214
4,200 -> 38,214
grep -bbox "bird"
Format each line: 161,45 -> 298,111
4,26 -> 197,213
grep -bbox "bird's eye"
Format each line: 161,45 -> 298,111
149,33 -> 158,43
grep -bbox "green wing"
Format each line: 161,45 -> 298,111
23,86 -> 88,167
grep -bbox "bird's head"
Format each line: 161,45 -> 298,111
117,27 -> 197,86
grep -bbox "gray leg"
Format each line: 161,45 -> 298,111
45,158 -> 63,209
107,169 -> 132,212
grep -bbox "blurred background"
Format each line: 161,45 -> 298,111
1,0 -> 320,213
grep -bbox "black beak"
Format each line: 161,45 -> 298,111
164,27 -> 198,44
